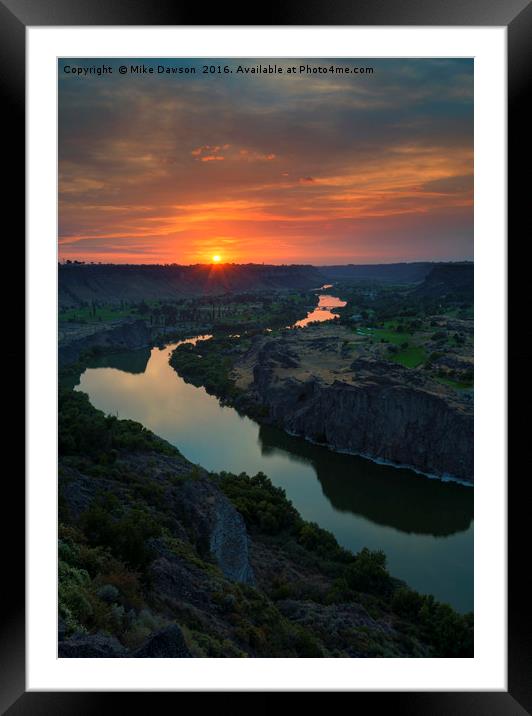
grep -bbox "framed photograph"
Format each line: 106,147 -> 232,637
4,0 -> 528,710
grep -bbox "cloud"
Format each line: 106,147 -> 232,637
192,144 -> 226,160
58,58 -> 473,264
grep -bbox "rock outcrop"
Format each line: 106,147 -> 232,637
59,319 -> 152,366
240,342 -> 473,482
178,478 -> 255,585
132,625 -> 192,658
60,453 -> 255,586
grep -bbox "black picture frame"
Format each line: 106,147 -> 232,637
2,0 -> 529,711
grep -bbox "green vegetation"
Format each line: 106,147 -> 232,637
59,304 -> 137,324
169,335 -> 244,399
58,389 -> 473,657
59,388 -> 179,458
59,290 -> 303,327
436,376 -> 474,391
334,281 -> 472,378
58,389 -> 329,657
374,321 -> 412,344
57,269 -> 473,657
215,470 -> 473,657
217,470 -> 302,536
58,526 -> 161,643
366,321 -> 427,367
390,345 -> 427,368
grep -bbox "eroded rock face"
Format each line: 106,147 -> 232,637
58,319 -> 152,366
59,454 -> 256,587
179,478 -> 255,585
247,347 -> 473,482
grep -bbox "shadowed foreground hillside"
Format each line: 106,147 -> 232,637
58,388 -> 473,658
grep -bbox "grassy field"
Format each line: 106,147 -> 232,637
436,376 -> 474,391
371,321 -> 409,343
390,346 -> 427,368
352,321 -> 427,368
374,329 -> 411,344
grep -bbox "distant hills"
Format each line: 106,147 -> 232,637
59,263 -> 325,308
59,261 -> 473,308
320,262 -> 436,283
413,262 -> 473,300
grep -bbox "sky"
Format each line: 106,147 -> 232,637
58,58 -> 473,265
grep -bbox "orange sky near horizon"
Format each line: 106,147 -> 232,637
59,58 -> 473,265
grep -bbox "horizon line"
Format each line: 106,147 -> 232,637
59,259 -> 474,268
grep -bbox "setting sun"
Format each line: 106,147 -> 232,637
212,255 -> 221,263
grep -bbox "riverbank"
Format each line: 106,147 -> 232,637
62,287 -> 473,622
59,317 -> 214,367
77,340 -> 473,611
58,387 -> 473,657
169,323 -> 474,483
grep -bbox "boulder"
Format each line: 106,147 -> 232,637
179,478 -> 255,585
133,624 -> 192,658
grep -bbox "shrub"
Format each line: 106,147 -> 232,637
391,588 -> 473,657
391,587 -> 424,620
217,471 -> 300,535
292,626 -> 323,657
58,560 -> 93,634
297,522 -> 350,562
95,568 -> 144,610
80,501 -> 162,568
344,548 -> 392,597
59,388 -> 178,458
96,584 -> 120,604
418,597 -> 473,657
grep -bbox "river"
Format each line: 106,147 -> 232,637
75,314 -> 473,612
293,293 -> 347,327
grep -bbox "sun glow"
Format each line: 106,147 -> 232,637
212,255 -> 221,263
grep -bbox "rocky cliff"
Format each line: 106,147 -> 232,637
238,340 -> 473,482
413,262 -> 473,300
60,453 -> 254,586
58,319 -> 153,366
